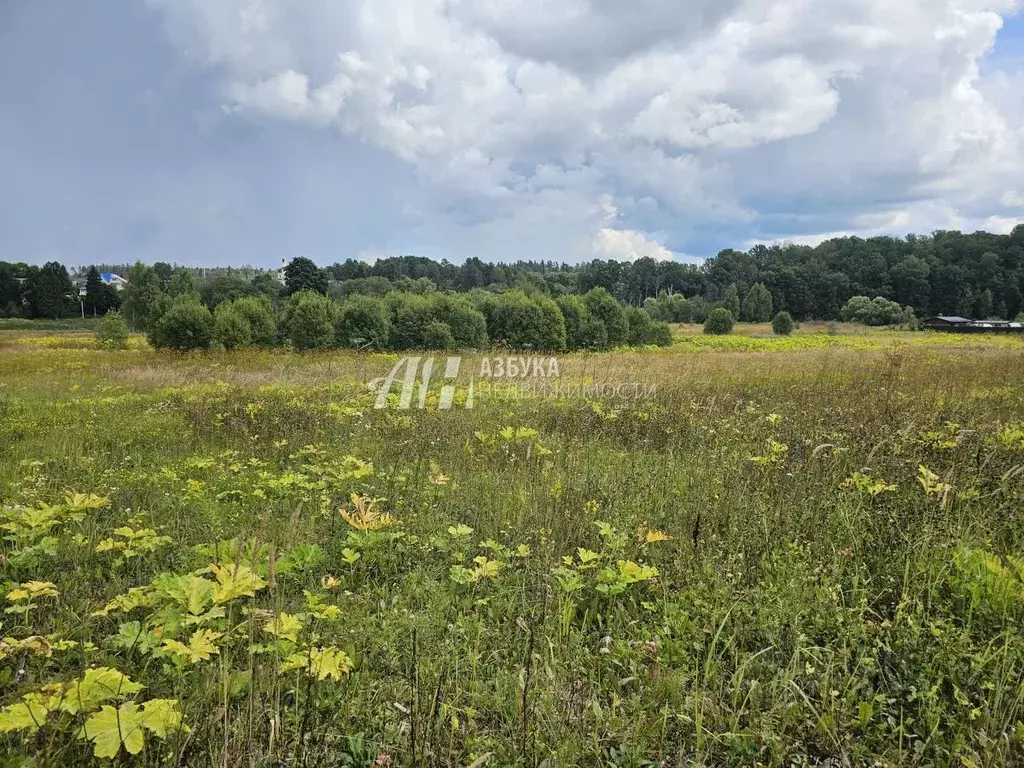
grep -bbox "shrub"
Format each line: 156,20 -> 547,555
583,287 -> 628,345
231,296 -> 277,347
625,307 -> 674,346
431,294 -> 488,348
1014,312 -> 1024,323
423,320 -> 456,350
213,302 -> 253,350
335,296 -> 392,349
840,296 -> 907,326
557,295 -> 606,349
148,298 -> 214,350
387,294 -> 434,349
703,307 -> 734,335
490,291 -> 566,350
771,311 -> 794,336
95,310 -> 130,350
281,291 -> 335,350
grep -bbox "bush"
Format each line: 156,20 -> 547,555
490,291 -> 566,350
231,296 -> 277,347
584,287 -> 627,345
387,294 -> 434,349
213,302 -> 253,350
148,298 -> 214,350
840,296 -> 907,326
281,291 -> 335,350
771,311 -> 794,336
625,307 -> 674,346
703,307 -> 734,335
431,294 -> 488,348
95,310 -> 130,350
422,320 -> 456,350
335,295 -> 392,349
1015,312 -> 1024,323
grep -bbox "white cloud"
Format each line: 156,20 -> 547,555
146,0 -> 1024,260
1001,190 -> 1024,208
592,228 -> 676,261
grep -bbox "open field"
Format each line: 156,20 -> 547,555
2,328 -> 1024,766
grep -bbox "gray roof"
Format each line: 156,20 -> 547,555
929,316 -> 972,323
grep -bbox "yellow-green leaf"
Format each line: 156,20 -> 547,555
81,702 -> 145,758
62,667 -> 144,714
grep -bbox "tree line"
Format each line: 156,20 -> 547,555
4,225 -> 1023,328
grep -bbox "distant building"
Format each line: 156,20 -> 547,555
925,316 -> 1024,333
923,315 -> 972,330
100,272 -> 129,291
277,259 -> 287,285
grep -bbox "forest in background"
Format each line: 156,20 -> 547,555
2,226 -> 1024,322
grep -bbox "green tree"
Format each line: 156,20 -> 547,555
490,291 -> 566,350
85,267 -> 120,316
335,296 -> 392,348
121,263 -> 165,331
284,257 -> 328,296
430,294 -> 488,348
722,283 -> 741,321
743,282 -> 773,322
281,290 -> 334,350
213,302 -> 253,350
625,307 -> 673,346
95,310 -> 130,349
169,270 -> 198,297
976,288 -> 994,320
148,297 -> 214,350
703,307 -> 734,335
583,287 -> 627,345
231,296 -> 278,347
422,320 -> 456,350
29,262 -> 74,319
771,311 -> 794,336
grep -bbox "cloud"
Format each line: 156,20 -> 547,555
145,0 -> 1024,261
592,228 -> 676,262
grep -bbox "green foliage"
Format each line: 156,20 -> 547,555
284,257 -> 328,296
281,290 -> 335,350
213,302 -> 253,350
335,295 -> 392,349
147,296 -> 214,350
840,295 -> 909,326
624,307 -> 673,346
490,291 -> 566,350
722,283 -> 741,321
703,307 -> 735,335
743,282 -> 773,322
95,310 -> 130,349
121,262 -> 165,331
422,320 -> 456,350
771,310 -> 794,336
557,295 -> 608,349
584,287 -> 628,345
231,296 -> 277,347
429,294 -> 488,348
28,262 -> 74,320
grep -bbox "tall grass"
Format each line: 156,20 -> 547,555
1,333 -> 1023,766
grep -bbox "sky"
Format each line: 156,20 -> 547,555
1,1 -> 1023,268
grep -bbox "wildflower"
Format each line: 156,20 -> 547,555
429,472 -> 450,486
322,575 -> 341,590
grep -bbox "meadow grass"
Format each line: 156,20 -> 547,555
1,328 -> 1024,766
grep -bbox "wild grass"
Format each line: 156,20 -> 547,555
1,329 -> 1024,766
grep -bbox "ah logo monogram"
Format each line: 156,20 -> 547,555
370,357 -> 474,410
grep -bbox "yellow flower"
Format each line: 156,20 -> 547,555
321,575 -> 341,590
429,472 -> 450,486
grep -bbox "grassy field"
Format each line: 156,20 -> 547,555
1,326 -> 1024,766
